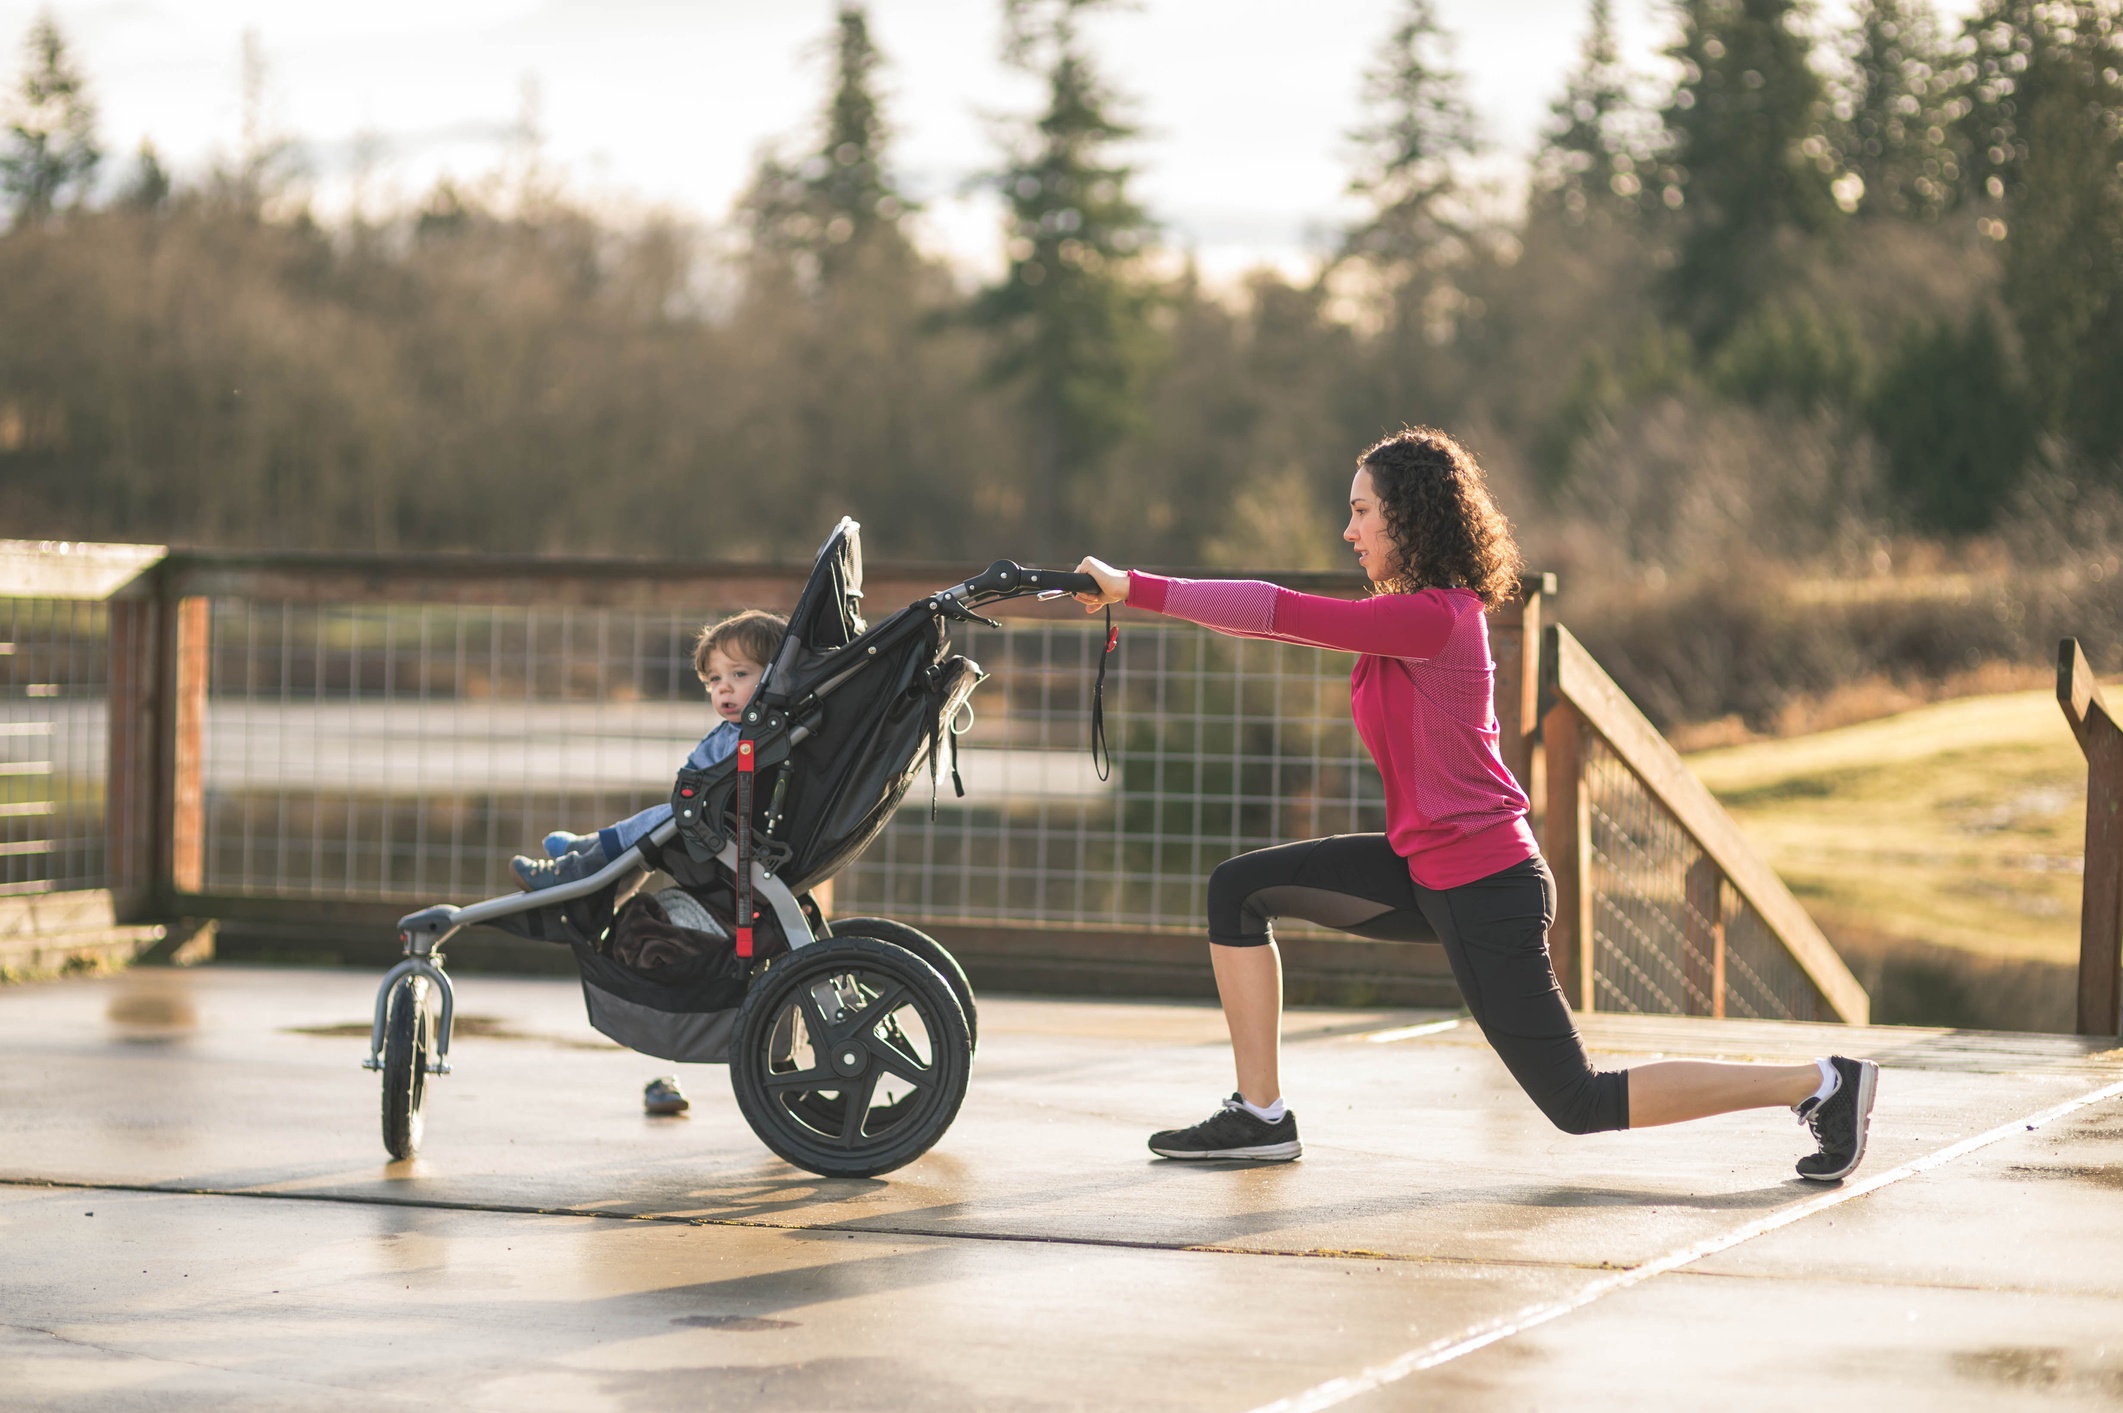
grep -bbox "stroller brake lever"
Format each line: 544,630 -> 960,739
929,595 -> 1002,630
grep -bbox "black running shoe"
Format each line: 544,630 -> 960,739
1148,1094 -> 1301,1161
1795,1056 -> 1878,1182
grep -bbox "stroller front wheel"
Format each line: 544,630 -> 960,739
381,975 -> 435,1160
730,936 -> 971,1179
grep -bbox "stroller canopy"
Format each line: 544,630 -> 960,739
764,517 -> 867,702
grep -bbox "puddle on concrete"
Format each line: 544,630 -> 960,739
106,973 -> 197,1040
285,1015 -> 617,1050
2002,1163 -> 2123,1189
1953,1345 -> 2123,1396
672,1315 -> 798,1332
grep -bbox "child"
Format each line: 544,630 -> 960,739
511,609 -> 787,892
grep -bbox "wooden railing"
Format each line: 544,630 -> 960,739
2056,638 -> 2123,1037
1541,624 -> 1869,1024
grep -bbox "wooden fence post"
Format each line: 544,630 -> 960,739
105,597 -> 160,921
168,596 -> 208,897
1492,572 -> 1555,799
104,578 -> 207,921
1683,857 -> 1726,1018
2058,637 -> 2123,1037
1541,694 -> 1595,1012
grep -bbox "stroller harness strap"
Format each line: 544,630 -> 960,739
734,738 -> 756,959
1092,605 -> 1116,783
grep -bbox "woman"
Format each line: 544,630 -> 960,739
1073,427 -> 1877,1181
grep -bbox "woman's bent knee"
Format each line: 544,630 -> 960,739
1207,855 -> 1274,945
1530,1071 -> 1630,1135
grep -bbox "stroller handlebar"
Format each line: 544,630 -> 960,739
957,559 -> 1101,601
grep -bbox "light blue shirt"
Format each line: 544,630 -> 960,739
598,717 -> 742,855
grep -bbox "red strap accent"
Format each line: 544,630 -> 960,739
735,739 -> 756,958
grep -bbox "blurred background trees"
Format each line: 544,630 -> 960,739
1,0 -> 2122,729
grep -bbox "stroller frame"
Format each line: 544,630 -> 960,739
361,523 -> 1100,1178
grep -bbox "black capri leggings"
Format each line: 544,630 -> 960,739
1207,834 -> 1629,1134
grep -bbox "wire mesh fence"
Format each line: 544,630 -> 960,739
196,605 -> 1388,935
0,598 -> 107,897
1583,731 -> 1826,1022
201,600 -> 716,902
836,620 -> 1387,933
0,560 -> 1842,1021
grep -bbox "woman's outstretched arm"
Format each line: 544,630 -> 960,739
1074,557 -> 1457,660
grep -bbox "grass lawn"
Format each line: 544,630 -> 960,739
1685,689 -> 2088,968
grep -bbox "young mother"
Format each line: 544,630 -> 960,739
1073,427 -> 1878,1181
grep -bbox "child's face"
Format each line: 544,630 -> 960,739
702,647 -> 764,723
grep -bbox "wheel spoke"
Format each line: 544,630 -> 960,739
850,981 -> 907,1025
762,1064 -> 836,1091
869,1028 -> 932,1086
797,986 -> 840,1048
835,1069 -> 880,1147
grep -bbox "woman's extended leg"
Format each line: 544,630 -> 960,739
1418,857 -> 1880,1175
1625,1060 -> 1821,1126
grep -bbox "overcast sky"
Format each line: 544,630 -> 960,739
0,0 -> 1963,279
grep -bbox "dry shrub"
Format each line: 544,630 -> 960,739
1829,921 -> 2078,1033
1544,394 -> 1884,585
1566,555 -> 2123,733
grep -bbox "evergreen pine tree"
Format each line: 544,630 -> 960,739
1966,0 -> 2123,463
0,12 -> 100,226
1534,0 -> 1644,223
974,0 -> 1158,557
1868,307 -> 2035,531
1660,0 -> 1839,343
744,4 -> 910,284
1839,0 -> 1960,218
120,139 -> 170,212
1343,0 -> 1479,271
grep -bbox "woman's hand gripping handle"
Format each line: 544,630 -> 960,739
1072,557 -> 1129,612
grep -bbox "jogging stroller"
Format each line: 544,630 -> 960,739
361,519 -> 1101,1177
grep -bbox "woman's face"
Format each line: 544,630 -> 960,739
1345,467 -> 1396,584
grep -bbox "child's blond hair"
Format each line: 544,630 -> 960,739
693,609 -> 786,680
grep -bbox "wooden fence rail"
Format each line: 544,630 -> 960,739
1542,623 -> 1869,1025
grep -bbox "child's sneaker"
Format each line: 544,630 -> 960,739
1795,1056 -> 1879,1182
544,830 -> 600,859
644,1077 -> 690,1116
1149,1094 -> 1301,1161
511,838 -> 609,891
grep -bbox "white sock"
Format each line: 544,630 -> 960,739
1798,1058 -> 1839,1111
1237,1095 -> 1286,1123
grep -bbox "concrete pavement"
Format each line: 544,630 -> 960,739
3,965 -> 2121,1410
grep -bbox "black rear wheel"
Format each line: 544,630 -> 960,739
730,937 -> 971,1178
826,917 -> 977,1053
381,975 -> 434,1160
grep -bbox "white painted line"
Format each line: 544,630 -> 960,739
1363,1019 -> 1461,1044
1246,1074 -> 2123,1413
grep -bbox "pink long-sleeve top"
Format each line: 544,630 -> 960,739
1127,571 -> 1538,891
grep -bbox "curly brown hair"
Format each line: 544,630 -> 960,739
1357,428 -> 1523,609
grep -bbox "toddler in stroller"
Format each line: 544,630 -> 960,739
361,519 -> 1108,1178
511,609 -> 787,894
512,608 -> 788,1116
